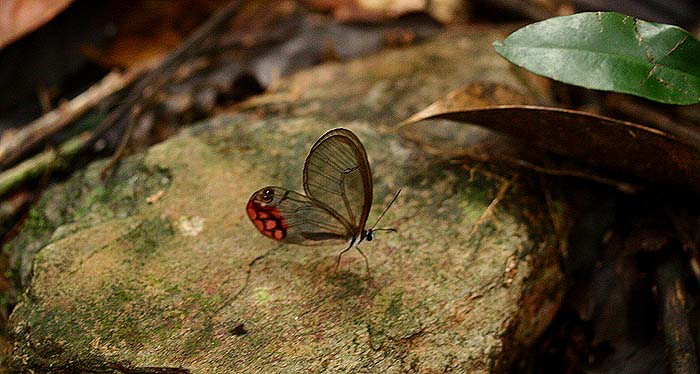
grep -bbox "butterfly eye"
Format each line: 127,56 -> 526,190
261,188 -> 274,203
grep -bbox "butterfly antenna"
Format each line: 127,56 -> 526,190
370,189 -> 402,231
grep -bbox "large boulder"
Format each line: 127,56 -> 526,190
8,29 -> 562,373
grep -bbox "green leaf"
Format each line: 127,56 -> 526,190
493,12 -> 700,105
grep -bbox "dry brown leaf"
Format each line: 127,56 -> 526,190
398,83 -> 700,192
0,0 -> 74,49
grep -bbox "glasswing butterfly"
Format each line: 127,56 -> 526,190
246,128 -> 399,271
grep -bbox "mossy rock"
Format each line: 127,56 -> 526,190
8,29 -> 562,373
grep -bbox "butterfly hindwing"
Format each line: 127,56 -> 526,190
246,186 -> 350,245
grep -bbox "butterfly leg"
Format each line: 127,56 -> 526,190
334,244 -> 353,272
333,245 -> 370,275
355,247 -> 370,275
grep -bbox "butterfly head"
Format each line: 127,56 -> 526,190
363,188 -> 402,243
364,227 -> 396,243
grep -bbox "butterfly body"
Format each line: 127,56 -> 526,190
246,128 -> 381,269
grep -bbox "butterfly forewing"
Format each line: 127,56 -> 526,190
246,186 -> 349,245
302,129 -> 373,235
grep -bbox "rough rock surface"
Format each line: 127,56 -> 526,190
8,29 -> 562,373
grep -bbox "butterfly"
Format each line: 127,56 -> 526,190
246,128 -> 400,271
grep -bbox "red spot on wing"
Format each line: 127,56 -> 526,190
246,200 -> 288,241
268,208 -> 283,220
254,220 -> 264,231
246,204 -> 257,219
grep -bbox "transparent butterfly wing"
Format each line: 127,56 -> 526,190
246,186 -> 350,245
302,129 -> 373,235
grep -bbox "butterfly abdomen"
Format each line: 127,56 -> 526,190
246,200 -> 288,241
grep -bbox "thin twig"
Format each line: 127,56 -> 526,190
0,0 -> 249,197
470,173 -> 519,236
0,191 -> 31,228
655,250 -> 700,374
0,70 -> 141,169
100,107 -> 143,180
91,0 -> 248,170
0,133 -> 90,197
